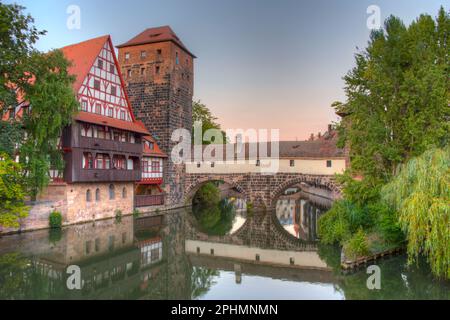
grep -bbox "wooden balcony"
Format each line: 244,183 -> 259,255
79,136 -> 142,155
74,168 -> 141,183
135,194 -> 165,207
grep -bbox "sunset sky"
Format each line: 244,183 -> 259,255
7,0 -> 446,140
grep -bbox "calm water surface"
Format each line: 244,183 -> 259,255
0,193 -> 448,300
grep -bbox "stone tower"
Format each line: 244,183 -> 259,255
117,26 -> 195,207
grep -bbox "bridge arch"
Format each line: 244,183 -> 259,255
184,175 -> 248,206
268,175 -> 340,210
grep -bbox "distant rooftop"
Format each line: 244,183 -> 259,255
116,25 -> 196,58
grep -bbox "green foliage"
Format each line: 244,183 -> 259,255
0,2 -> 46,109
335,8 -> 450,186
1,3 -> 79,200
48,228 -> 62,244
318,201 -> 351,245
19,49 -> 79,199
193,182 -> 221,207
192,100 -> 227,145
0,121 -> 23,158
193,199 -> 236,236
48,211 -> 62,229
0,154 -> 28,228
132,208 -> 140,218
343,229 -> 370,260
115,209 -> 123,223
382,146 -> 450,279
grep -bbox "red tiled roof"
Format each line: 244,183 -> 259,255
143,135 -> 167,158
75,111 -> 150,135
116,26 -> 196,58
60,35 -> 110,93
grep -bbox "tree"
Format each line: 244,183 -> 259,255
335,7 -> 450,191
382,147 -> 450,280
0,154 -> 28,228
192,100 -> 227,145
0,2 -> 45,110
0,2 -> 79,200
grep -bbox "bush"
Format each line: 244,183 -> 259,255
318,200 -> 351,244
194,182 -> 221,207
343,229 -> 370,260
372,202 -> 404,244
49,211 -> 62,229
115,209 -> 122,223
132,209 -> 140,218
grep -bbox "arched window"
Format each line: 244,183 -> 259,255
86,189 -> 92,202
122,187 -> 127,199
109,184 -> 115,200
95,188 -> 101,202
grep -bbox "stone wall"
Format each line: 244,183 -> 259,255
0,182 -> 135,235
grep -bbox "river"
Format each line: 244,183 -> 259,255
0,192 -> 448,300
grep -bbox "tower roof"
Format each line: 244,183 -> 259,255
116,26 -> 196,58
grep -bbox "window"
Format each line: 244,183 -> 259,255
122,187 -> 127,199
94,79 -> 100,90
140,51 -> 146,59
97,59 -> 103,69
110,64 -> 115,74
95,103 -> 102,114
157,49 -> 162,56
140,68 -> 145,75
111,86 -> 117,96
124,52 -> 130,61
97,126 -> 106,139
113,156 -> 126,170
155,66 -> 160,74
86,189 -> 92,202
290,160 -> 295,167
151,161 -> 160,173
211,162 -> 215,168
81,100 -> 88,111
95,188 -> 100,202
149,142 -> 154,150
127,69 -> 131,77
175,52 -> 179,65
95,238 -> 100,252
108,107 -> 114,118
83,153 -> 94,169
327,160 -> 332,168
109,184 -> 115,200
96,154 -> 110,169
120,110 -> 126,120
197,162 -> 201,168
256,159 -> 261,167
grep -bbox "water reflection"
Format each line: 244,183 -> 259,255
276,190 -> 332,241
0,208 -> 448,300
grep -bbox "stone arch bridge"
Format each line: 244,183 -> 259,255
184,173 -> 341,210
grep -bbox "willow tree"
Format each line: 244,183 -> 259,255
382,147 -> 450,280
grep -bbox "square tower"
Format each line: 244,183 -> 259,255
117,26 -> 195,207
